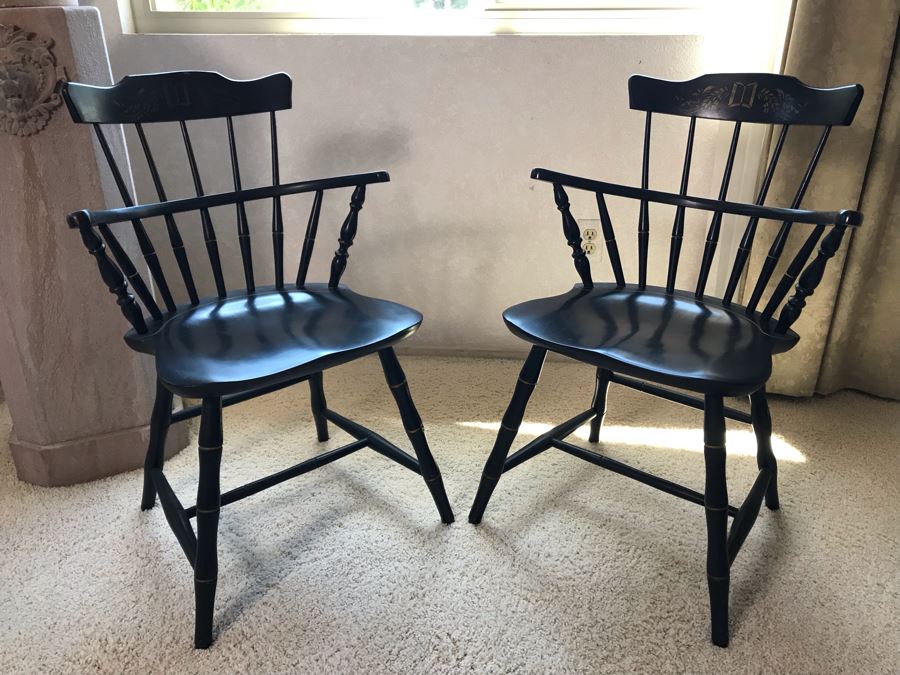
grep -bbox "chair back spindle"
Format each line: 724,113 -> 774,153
666,115 -> 696,293
722,124 -> 790,305
296,190 -> 323,288
226,116 -> 255,294
695,121 -> 741,299
595,192 -> 625,287
135,123 -> 200,305
270,111 -> 285,290
179,120 -> 227,300
638,112 -> 651,289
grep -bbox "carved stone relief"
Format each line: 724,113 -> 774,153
0,23 -> 66,136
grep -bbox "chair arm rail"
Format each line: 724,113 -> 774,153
67,170 -> 391,228
531,168 -> 861,228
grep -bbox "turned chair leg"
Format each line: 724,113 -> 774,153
469,346 -> 547,524
308,371 -> 329,442
378,348 -> 455,524
194,397 -> 223,649
704,395 -> 730,648
750,388 -> 779,510
141,379 -> 174,511
588,368 -> 612,443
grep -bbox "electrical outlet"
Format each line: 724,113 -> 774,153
582,227 -> 598,242
582,241 -> 597,255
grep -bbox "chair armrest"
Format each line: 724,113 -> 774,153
531,168 -> 861,228
67,170 -> 391,228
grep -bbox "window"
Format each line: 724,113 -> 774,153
134,0 -> 710,35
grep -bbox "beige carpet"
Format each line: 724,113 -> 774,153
0,355 -> 898,674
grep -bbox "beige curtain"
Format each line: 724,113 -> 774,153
741,0 -> 900,398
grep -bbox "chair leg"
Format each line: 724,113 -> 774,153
378,348 -> 454,524
704,394 -> 730,648
469,346 -> 547,524
194,397 -> 223,649
308,371 -> 329,442
588,368 -> 612,443
750,388 -> 779,510
141,379 -> 174,511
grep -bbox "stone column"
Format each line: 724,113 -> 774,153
0,0 -> 187,485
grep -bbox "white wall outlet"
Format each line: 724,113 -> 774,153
582,228 -> 598,242
582,241 -> 597,255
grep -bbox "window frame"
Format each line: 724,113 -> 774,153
131,0 -> 712,36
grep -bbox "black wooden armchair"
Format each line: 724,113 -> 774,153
63,71 -> 453,649
469,73 -> 863,647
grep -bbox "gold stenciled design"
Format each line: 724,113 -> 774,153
675,79 -> 806,118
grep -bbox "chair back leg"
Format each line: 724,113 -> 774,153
469,346 -> 547,524
378,348 -> 455,524
704,394 -> 730,647
588,368 -> 612,443
141,379 -> 174,511
308,372 -> 330,442
194,397 -> 223,649
750,389 -> 780,510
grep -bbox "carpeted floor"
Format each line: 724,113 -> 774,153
0,355 -> 898,674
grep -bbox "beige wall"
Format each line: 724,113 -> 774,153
83,1 -> 788,354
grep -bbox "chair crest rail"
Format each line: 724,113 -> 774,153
66,171 -> 391,229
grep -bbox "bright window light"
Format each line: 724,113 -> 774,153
133,0 -> 714,35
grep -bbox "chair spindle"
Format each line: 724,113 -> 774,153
746,126 -> 831,315
328,185 -> 366,288
93,124 -> 177,313
666,116 -> 696,293
72,219 -> 147,333
760,224 -> 825,323
695,121 -> 742,299
774,224 -> 848,333
180,121 -> 227,300
595,192 -> 625,287
638,112 -> 651,289
97,224 -> 163,321
553,184 -> 593,289
226,116 -> 255,293
270,112 -> 284,290
722,124 -> 790,305
296,189 -> 323,288
135,123 -> 199,305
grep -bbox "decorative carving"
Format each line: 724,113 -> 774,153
0,24 -> 66,136
675,81 -> 805,119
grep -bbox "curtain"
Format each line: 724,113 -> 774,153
741,0 -> 900,398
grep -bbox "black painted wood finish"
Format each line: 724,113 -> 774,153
470,73 -> 864,648
63,70 -> 453,649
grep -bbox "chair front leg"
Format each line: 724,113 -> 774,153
704,394 -> 729,648
588,368 -> 612,443
750,388 -> 779,510
194,397 -> 223,649
378,348 -> 454,524
469,346 -> 547,524
308,371 -> 329,442
141,379 -> 174,511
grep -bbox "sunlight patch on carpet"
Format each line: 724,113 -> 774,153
458,421 -> 806,463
